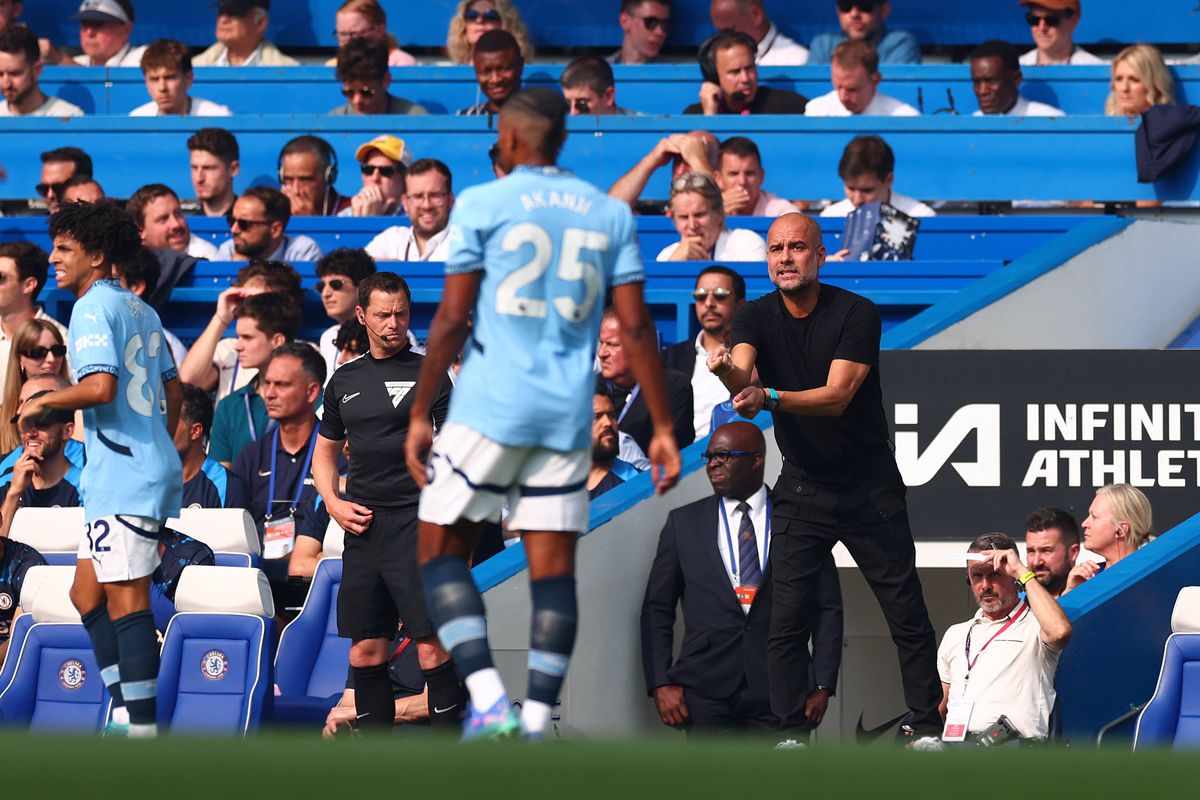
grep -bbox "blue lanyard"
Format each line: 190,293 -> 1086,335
266,426 -> 318,521
720,497 -> 771,582
243,392 -> 259,442
610,382 -> 641,425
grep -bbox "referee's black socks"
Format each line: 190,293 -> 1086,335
352,663 -> 394,732
422,660 -> 467,731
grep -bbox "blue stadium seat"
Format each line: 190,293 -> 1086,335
157,566 -> 275,736
0,567 -> 108,733
1134,587 -> 1200,749
273,558 -> 349,725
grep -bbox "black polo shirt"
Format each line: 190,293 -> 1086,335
227,421 -> 335,530
732,285 -> 890,478
0,538 -> 46,642
320,347 -> 451,509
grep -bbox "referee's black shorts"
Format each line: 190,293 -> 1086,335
337,505 -> 434,640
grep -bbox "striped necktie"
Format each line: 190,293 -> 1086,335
736,501 -> 762,587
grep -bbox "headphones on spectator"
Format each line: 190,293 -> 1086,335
277,136 -> 339,215
698,29 -> 759,86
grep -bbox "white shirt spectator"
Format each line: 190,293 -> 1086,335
656,228 -> 767,262
0,96 -> 84,117
216,234 -> 323,263
687,332 -> 732,439
1019,47 -> 1103,66
756,23 -> 808,66
365,226 -> 451,262
751,190 -> 800,217
129,97 -> 233,117
973,95 -> 1065,117
73,42 -> 146,67
187,234 -> 219,260
821,192 -> 936,218
164,328 -> 188,372
805,90 -> 920,117
937,601 -> 1062,740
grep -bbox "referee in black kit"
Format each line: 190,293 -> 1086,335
708,213 -> 943,741
311,271 -> 464,733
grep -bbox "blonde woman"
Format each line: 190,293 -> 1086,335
446,0 -> 534,64
327,0 -> 417,66
1106,44 -> 1175,117
0,319 -> 70,455
1064,483 -> 1153,593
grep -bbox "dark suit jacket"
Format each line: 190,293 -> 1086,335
641,493 -> 843,708
613,368 -> 695,454
661,339 -> 697,376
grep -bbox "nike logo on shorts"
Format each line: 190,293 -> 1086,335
342,392 -> 361,403
433,705 -> 458,714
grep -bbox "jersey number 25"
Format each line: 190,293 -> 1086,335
496,223 -> 607,323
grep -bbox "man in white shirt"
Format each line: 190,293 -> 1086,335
658,172 -> 767,262
709,0 -> 808,66
715,136 -> 798,217
820,134 -> 935,219
71,0 -> 145,67
805,39 -> 919,117
0,24 -> 84,117
971,40 -> 1065,117
1018,0 -> 1102,67
129,39 -> 231,117
365,160 -> 455,262
193,0 -> 299,67
660,266 -> 746,439
0,241 -> 68,395
127,183 -> 219,261
341,134 -> 412,218
936,533 -> 1071,744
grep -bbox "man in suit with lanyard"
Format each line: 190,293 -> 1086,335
641,421 -> 842,741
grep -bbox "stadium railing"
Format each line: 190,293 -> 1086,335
1,115 -> 1186,203
39,64 -> 1199,118
22,0 -> 1192,49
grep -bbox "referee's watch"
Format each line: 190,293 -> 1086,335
763,388 -> 780,411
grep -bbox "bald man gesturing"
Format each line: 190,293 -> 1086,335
707,213 -> 942,742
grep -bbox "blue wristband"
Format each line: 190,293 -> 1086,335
764,387 -> 780,411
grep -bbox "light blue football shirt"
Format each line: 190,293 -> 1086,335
69,278 -> 183,523
445,166 -> 645,452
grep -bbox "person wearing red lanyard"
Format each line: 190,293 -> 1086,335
935,532 -> 1073,747
684,30 -> 808,116
641,422 -> 842,740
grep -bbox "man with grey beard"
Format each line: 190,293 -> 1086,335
935,532 -> 1072,745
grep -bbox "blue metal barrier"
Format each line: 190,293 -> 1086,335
0,116 -> 1185,203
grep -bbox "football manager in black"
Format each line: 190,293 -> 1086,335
311,271 -> 463,733
707,212 -> 942,738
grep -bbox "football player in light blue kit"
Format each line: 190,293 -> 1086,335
405,87 -> 681,740
21,202 -> 183,738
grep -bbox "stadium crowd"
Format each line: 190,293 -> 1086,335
0,0 -> 1187,744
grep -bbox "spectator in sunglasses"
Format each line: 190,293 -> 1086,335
37,147 -> 92,214
808,0 -> 919,66
612,0 -> 671,65
709,0 -> 809,66
0,23 -> 84,117
661,266 -> 747,439
344,135 -> 411,218
325,0 -> 416,68
0,375 -> 82,537
330,37 -> 426,116
315,248 -> 377,379
1019,0 -> 1100,66
365,159 -> 455,264
446,0 -> 534,65
0,319 -> 70,455
216,186 -> 323,262
0,243 -> 67,398
560,56 -> 632,116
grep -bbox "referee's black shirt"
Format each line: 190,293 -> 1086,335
732,284 -> 890,478
320,348 -> 452,509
